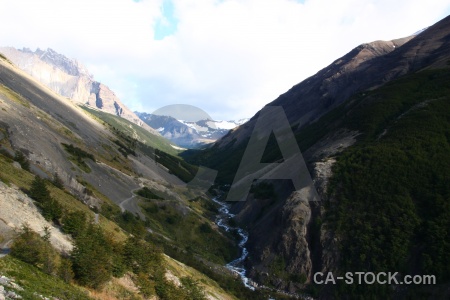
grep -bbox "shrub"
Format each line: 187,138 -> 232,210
52,172 -> 64,189
11,224 -> 59,275
14,150 -> 30,171
28,176 -> 63,222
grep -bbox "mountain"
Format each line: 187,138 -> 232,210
0,52 -> 268,299
0,47 -> 158,135
136,111 -> 248,148
184,15 -> 450,298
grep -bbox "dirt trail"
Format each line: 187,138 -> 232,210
119,187 -> 146,220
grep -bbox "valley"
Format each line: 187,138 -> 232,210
0,13 -> 450,300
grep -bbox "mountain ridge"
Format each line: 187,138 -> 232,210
137,111 -> 248,148
0,46 -> 159,135
215,15 -> 450,150
183,14 -> 450,298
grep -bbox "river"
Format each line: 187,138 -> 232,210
211,197 -> 256,290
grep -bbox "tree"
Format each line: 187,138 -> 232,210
62,210 -> 87,238
58,257 -> 75,283
11,224 -> 59,275
29,176 -> 51,203
123,236 -> 162,274
28,176 -> 63,222
52,172 -> 64,189
41,198 -> 63,222
71,224 -> 113,289
181,277 -> 207,300
11,224 -> 42,265
14,150 -> 30,171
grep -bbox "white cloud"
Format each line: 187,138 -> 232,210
1,0 -> 450,120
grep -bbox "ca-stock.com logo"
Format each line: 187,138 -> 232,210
150,104 -> 320,203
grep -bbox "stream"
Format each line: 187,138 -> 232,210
211,197 -> 256,290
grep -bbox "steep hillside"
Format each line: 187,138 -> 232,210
183,15 -> 450,299
0,47 -> 158,134
207,15 -> 450,156
0,55 -> 267,299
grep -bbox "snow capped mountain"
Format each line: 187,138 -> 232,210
136,112 -> 248,148
178,118 -> 249,134
208,119 -> 249,130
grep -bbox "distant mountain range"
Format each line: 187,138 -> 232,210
0,47 -> 247,148
136,112 -> 248,148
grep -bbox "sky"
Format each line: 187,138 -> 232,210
1,0 -> 450,121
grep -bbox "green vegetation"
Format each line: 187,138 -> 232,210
61,210 -> 87,238
8,210 -> 211,299
52,172 -> 64,189
182,138 -> 248,184
251,181 -> 277,200
0,64 -> 246,299
0,256 -> 90,300
180,277 -> 207,300
140,198 -> 237,265
136,186 -> 164,200
71,224 -> 118,288
113,139 -> 136,157
267,256 -> 306,285
163,245 -> 265,300
0,152 -> 126,241
81,105 -> 177,155
82,105 -> 199,182
184,68 -> 450,298
137,142 -> 198,183
0,84 -> 30,107
11,224 -> 60,276
61,143 -> 95,173
28,176 -> 63,222
14,150 -> 30,171
323,69 -> 450,297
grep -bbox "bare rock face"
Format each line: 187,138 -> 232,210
0,47 -> 156,134
0,181 -> 73,253
277,189 -> 313,279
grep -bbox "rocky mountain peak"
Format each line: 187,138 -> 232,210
21,47 -> 92,78
0,46 -> 157,135
137,112 -> 247,148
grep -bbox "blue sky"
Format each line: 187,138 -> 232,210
1,0 -> 450,120
154,1 -> 178,40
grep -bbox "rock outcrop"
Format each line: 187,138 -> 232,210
0,47 -> 157,134
0,181 -> 73,253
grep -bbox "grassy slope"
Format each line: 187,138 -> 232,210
0,57 -> 251,299
164,255 -> 237,300
0,104 -> 241,298
0,154 -> 127,242
0,256 -> 90,300
81,105 -> 199,182
81,105 -> 177,155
